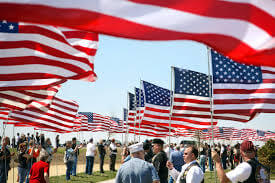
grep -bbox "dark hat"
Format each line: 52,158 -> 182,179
152,138 -> 164,145
240,140 -> 255,152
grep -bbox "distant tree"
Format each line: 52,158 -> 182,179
257,139 -> 275,172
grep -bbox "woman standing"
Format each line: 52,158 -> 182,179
64,141 -> 77,180
18,142 -> 31,183
25,140 -> 41,183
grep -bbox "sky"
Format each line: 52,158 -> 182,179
3,35 -> 275,144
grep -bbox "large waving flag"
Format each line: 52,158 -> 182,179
0,1 -> 274,67
127,92 -> 136,124
0,20 -> 98,90
212,50 -> 275,119
0,85 -> 60,111
172,67 -> 218,126
8,97 -> 80,132
142,80 -> 213,129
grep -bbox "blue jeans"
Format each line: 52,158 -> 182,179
0,167 -> 9,183
66,161 -> 73,180
208,156 -> 213,171
18,167 -> 28,183
71,156 -> 78,176
85,156 -> 94,175
200,155 -> 206,173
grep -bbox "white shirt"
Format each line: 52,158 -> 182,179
169,160 -> 204,183
226,162 -> 252,183
110,143 -> 117,154
86,143 -> 96,157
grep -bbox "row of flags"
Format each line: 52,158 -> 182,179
0,0 -> 274,67
124,50 -> 275,132
200,127 -> 275,142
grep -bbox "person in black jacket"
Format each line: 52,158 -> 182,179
98,139 -> 106,173
152,138 -> 168,183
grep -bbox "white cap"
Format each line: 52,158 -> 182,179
129,143 -> 144,154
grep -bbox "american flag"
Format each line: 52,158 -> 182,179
0,85 -> 60,111
172,67 -> 218,128
141,80 -> 207,129
0,20 -> 98,90
134,88 -> 145,128
79,112 -> 111,132
127,92 -> 136,124
123,108 -> 128,122
109,117 -> 125,133
8,97 -> 80,132
2,1 -> 274,67
127,124 -> 171,138
212,50 -> 275,121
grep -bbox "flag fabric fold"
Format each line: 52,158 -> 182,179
0,1 -> 274,66
0,20 -> 98,90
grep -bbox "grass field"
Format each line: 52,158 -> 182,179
50,171 -> 117,183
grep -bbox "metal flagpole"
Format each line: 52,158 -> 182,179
126,94 -> 129,146
12,125 -> 15,183
207,47 -> 217,183
133,89 -> 137,142
138,80 -> 142,142
168,67 -> 175,149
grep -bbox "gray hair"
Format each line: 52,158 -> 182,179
39,149 -> 49,162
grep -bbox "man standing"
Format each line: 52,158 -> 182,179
98,139 -> 106,173
85,138 -> 96,175
0,137 -> 14,183
71,137 -> 79,176
167,146 -> 204,183
169,146 -> 184,183
152,138 -> 168,183
212,140 -> 270,183
115,142 -> 160,183
109,138 -> 117,171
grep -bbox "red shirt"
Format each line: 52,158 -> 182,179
29,161 -> 49,183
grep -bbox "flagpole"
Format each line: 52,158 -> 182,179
138,79 -> 142,142
168,66 -> 174,149
126,95 -> 129,145
133,89 -> 137,142
207,47 -> 217,183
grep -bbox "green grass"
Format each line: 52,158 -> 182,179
50,171 -> 117,183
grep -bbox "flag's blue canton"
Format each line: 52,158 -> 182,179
219,127 -> 224,134
257,130 -> 265,137
123,108 -> 128,121
211,50 -> 262,84
128,92 -> 136,110
0,20 -> 19,33
135,88 -> 145,107
174,67 -> 210,97
202,129 -> 208,132
143,81 -> 171,107
78,112 -> 93,122
110,117 -> 121,125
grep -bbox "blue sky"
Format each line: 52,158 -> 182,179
58,35 -> 274,131
4,35 -> 274,144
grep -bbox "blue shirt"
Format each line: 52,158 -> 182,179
116,157 -> 159,183
170,150 -> 185,172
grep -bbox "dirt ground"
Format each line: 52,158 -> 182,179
7,147 -> 122,183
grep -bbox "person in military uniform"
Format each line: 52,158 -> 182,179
167,146 -> 204,183
212,140 -> 270,183
115,142 -> 160,183
152,138 -> 168,183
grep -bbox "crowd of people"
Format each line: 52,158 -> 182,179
0,132 -> 271,183
116,139 -> 270,183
